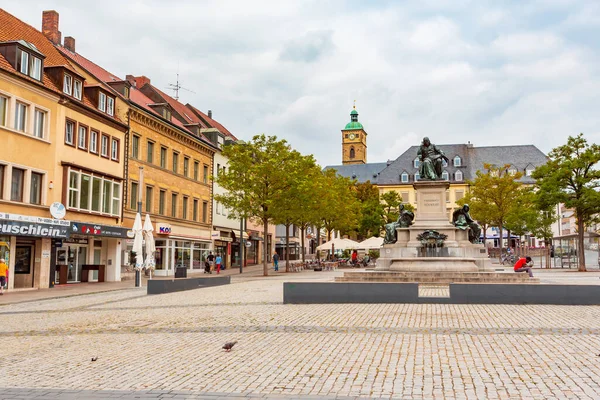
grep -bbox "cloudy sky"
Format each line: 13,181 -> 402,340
6,0 -> 600,167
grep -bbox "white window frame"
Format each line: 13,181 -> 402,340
0,95 -> 7,127
73,80 -> 82,100
414,173 -> 420,181
525,167 -> 534,177
111,138 -> 118,161
63,74 -> 73,95
19,50 -> 29,74
401,172 -> 409,183
442,171 -> 449,181
14,102 -> 27,132
455,170 -> 463,181
66,167 -> 121,216
65,120 -> 75,145
101,135 -> 109,157
90,131 -> 98,153
30,56 -> 42,80
453,156 -> 462,167
99,92 -> 106,112
106,96 -> 114,116
413,157 -> 420,168
33,109 -> 45,138
78,125 -> 87,149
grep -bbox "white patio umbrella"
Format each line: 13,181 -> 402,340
316,237 -> 360,256
132,213 -> 144,276
358,236 -> 384,250
143,214 -> 156,279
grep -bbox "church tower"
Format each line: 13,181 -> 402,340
342,104 -> 367,165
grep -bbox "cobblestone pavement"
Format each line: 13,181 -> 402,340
1,270 -> 600,399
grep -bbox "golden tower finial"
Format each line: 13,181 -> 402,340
353,99 -> 356,109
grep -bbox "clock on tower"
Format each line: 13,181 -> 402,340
341,104 -> 367,165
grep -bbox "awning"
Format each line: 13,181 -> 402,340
249,235 -> 264,241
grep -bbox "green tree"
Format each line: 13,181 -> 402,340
457,192 -> 495,244
215,134 -> 297,276
380,191 -> 401,224
272,152 -> 318,271
532,134 -> 600,271
464,164 -> 524,250
355,181 -> 383,240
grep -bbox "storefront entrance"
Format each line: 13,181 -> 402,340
56,244 -> 88,283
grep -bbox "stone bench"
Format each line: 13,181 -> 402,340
147,276 -> 230,295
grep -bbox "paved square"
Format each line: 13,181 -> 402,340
1,270 -> 600,399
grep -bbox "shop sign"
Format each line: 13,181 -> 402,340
0,212 -> 70,227
0,219 -> 70,238
211,230 -> 220,239
157,223 -> 172,235
71,222 -> 129,238
49,202 -> 67,219
64,237 -> 89,244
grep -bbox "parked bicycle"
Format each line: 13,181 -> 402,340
500,253 -> 517,265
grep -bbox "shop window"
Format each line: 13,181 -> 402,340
193,161 -> 199,180
160,146 -> 167,168
202,201 -> 208,222
33,109 -> 46,139
131,135 -> 140,159
0,95 -> 7,127
15,102 -> 27,132
147,141 -> 154,163
159,190 -> 166,215
193,198 -> 199,221
171,193 -> 178,217
145,186 -> 153,213
30,172 -> 43,205
11,167 -> 25,202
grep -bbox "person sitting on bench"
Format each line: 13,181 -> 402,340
513,256 -> 534,277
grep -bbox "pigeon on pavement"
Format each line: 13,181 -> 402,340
223,341 -> 238,352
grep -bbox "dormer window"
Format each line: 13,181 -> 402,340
73,80 -> 82,100
123,86 -> 130,98
455,170 -> 463,181
442,158 -> 448,167
453,156 -> 462,167
163,108 -> 171,120
63,74 -> 73,95
17,49 -> 28,74
99,92 -> 106,112
442,170 -> 449,181
107,97 -> 114,116
401,172 -> 409,183
414,157 -> 420,168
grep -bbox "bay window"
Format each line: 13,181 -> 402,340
66,168 -> 121,216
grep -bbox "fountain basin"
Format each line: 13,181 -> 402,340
389,257 -> 479,272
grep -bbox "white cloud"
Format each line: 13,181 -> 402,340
5,0 -> 600,168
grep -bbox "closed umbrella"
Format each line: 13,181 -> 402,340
132,213 -> 144,275
143,214 -> 155,279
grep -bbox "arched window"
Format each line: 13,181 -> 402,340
349,147 -> 355,159
442,170 -> 449,181
454,170 -> 463,181
507,166 -> 518,176
453,156 -> 462,167
525,165 -> 534,176
401,172 -> 409,183
413,157 -> 420,168
414,173 -> 420,181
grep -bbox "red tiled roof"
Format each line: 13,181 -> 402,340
149,85 -> 210,128
185,104 -> 237,140
57,46 -> 122,83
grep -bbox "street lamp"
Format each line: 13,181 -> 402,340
135,166 -> 144,288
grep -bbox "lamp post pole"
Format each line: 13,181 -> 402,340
239,216 -> 244,274
136,166 -> 144,287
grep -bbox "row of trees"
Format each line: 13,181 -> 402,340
462,134 -> 600,271
215,135 -> 363,275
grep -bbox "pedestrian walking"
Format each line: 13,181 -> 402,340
215,254 -> 222,274
0,258 -> 8,295
273,252 -> 279,272
207,252 -> 215,273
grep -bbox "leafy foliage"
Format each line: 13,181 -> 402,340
532,134 -> 600,271
355,181 -> 383,240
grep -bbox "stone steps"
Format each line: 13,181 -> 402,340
335,271 -> 539,284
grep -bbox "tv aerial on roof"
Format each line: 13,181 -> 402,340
167,73 -> 195,101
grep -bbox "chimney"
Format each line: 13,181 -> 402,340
208,110 -> 212,119
42,10 -> 61,45
64,36 -> 75,52
125,75 -> 136,86
134,76 -> 151,88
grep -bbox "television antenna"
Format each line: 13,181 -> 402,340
167,73 -> 195,100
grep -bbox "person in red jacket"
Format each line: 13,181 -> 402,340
513,256 -> 534,277
351,250 -> 358,266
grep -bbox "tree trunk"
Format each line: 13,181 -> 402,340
263,219 -> 269,276
498,223 -> 504,260
577,213 -> 586,271
285,224 -> 290,272
482,224 -> 488,245
316,226 -> 321,262
301,226 -> 306,263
